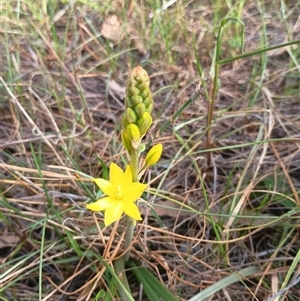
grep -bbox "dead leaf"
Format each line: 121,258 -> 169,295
131,29 -> 148,55
101,15 -> 124,42
152,200 -> 191,218
108,80 -> 125,99
0,234 -> 20,248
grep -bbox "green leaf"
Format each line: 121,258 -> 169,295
188,266 -> 259,301
103,275 -> 118,301
127,260 -> 180,301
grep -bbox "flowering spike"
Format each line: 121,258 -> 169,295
121,66 -> 154,152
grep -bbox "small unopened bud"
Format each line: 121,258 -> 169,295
137,112 -> 152,136
132,95 -> 143,106
134,103 -> 146,118
145,102 -> 153,114
125,108 -> 137,124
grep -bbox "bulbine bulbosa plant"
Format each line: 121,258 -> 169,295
86,66 -> 163,300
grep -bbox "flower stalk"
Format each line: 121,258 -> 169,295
86,66 -> 162,300
121,66 -> 154,262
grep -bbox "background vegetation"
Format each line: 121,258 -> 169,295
1,0 -> 300,300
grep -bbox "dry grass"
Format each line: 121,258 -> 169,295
1,0 -> 300,300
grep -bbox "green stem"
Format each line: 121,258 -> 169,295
123,146 -> 139,262
129,146 -> 139,182
123,216 -> 135,262
114,145 -> 140,300
113,257 -> 132,301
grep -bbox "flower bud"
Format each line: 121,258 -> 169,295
145,144 -> 163,166
126,123 -> 141,142
131,95 -> 143,106
121,130 -> 132,152
145,102 -> 153,114
125,108 -> 137,124
134,103 -> 146,118
137,112 -> 152,136
142,94 -> 152,107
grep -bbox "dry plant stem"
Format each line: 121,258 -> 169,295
206,18 -> 245,168
206,76 -> 218,167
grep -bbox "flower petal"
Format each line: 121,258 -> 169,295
94,178 -> 114,196
86,196 -> 113,212
104,201 -> 123,226
123,165 -> 133,186
123,182 -> 147,202
123,201 -> 142,221
110,163 -> 124,187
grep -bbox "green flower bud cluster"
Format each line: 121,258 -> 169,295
122,66 -> 153,151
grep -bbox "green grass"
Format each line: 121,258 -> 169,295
1,0 -> 300,300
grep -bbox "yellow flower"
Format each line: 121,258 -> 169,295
86,163 -> 147,226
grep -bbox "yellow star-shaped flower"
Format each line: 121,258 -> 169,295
86,163 -> 147,226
